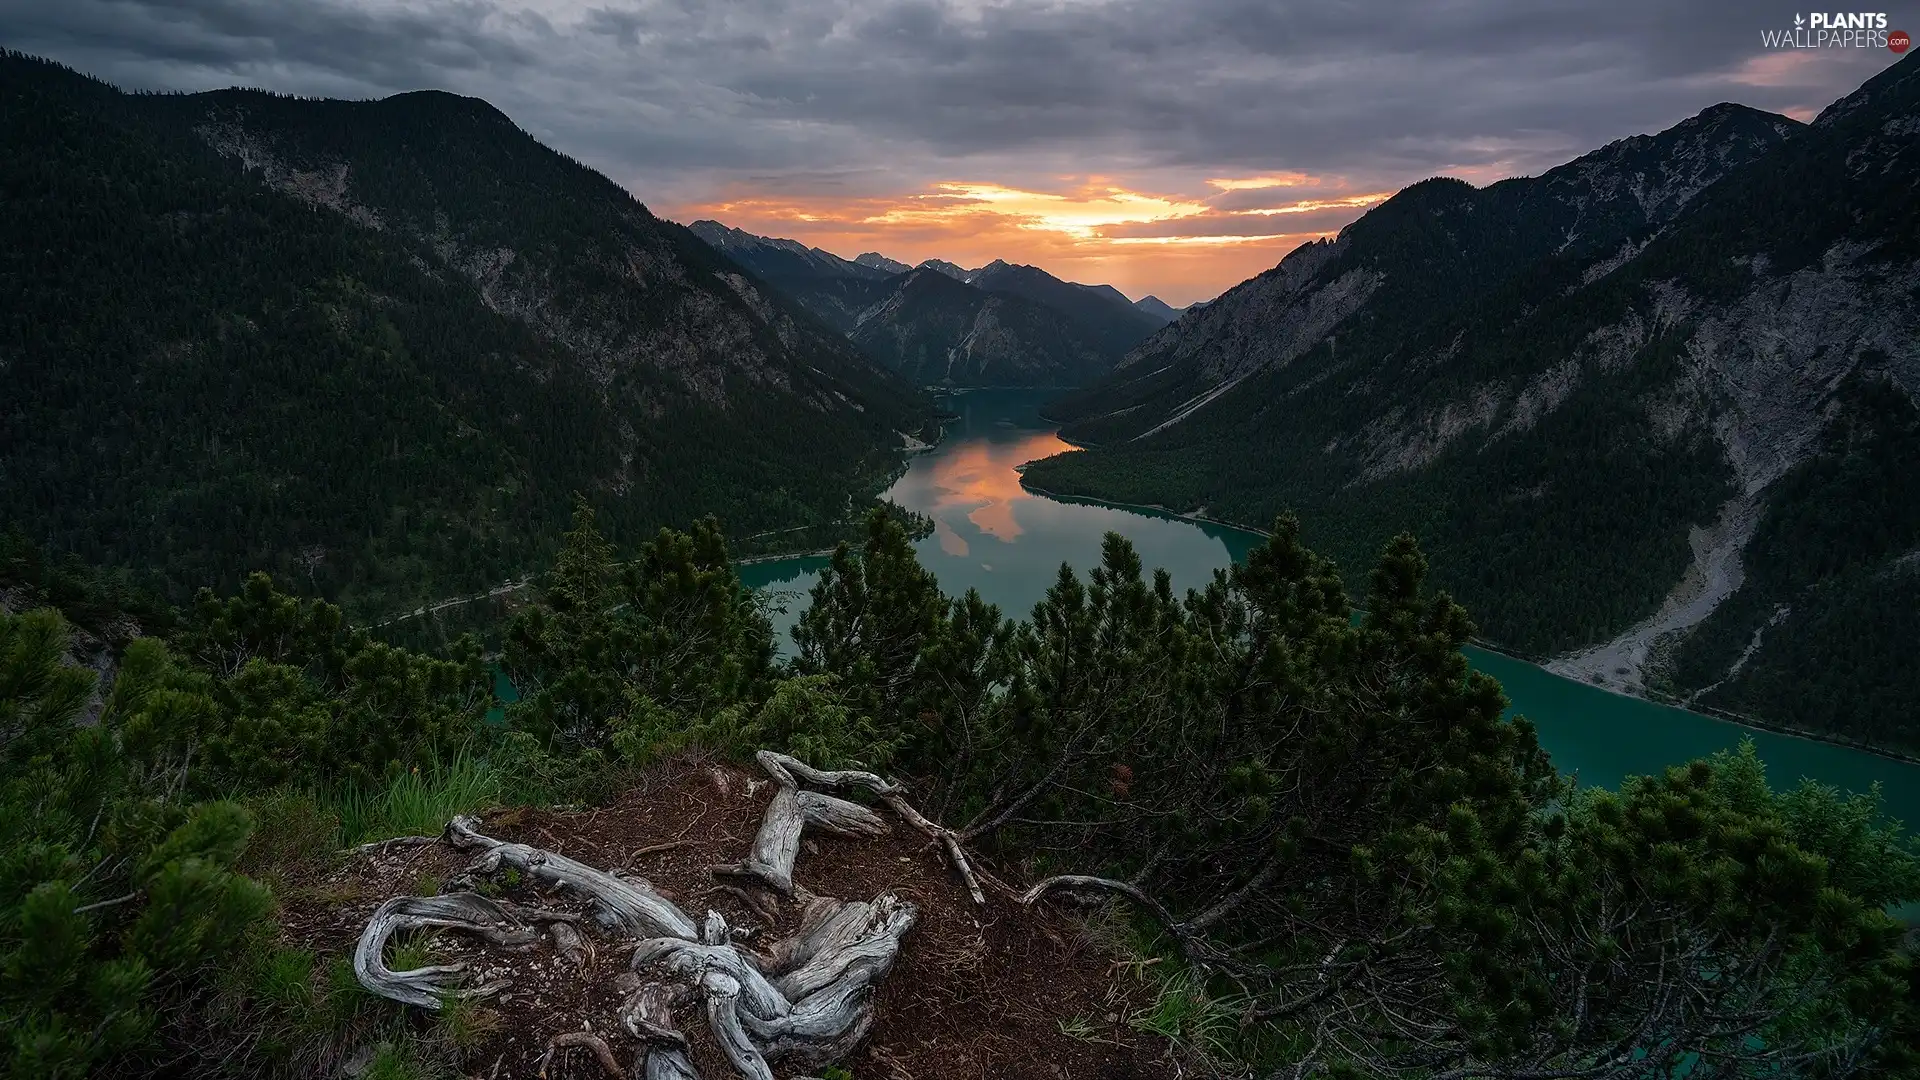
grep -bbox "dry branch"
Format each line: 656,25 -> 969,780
1020,874 -> 1206,965
881,791 -> 991,905
537,1031 -> 625,1080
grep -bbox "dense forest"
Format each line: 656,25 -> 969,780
1025,53 -> 1920,751
0,52 -> 931,622
3,509 -> 1917,1078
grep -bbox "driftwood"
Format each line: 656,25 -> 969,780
352,750 -> 999,1077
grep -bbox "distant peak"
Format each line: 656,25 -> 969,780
855,252 -> 912,274
1679,100 -> 1801,131
1134,295 -> 1184,321
916,258 -> 973,281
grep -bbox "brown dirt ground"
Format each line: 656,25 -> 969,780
278,757 -> 1180,1080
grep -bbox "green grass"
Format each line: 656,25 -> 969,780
387,935 -> 438,974
435,997 -> 501,1054
364,1040 -> 447,1080
326,749 -> 503,846
1127,967 -> 1244,1060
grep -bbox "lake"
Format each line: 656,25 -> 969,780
740,388 -> 1920,836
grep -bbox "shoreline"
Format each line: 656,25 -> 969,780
1018,479 -> 1273,538
737,546 -> 838,566
1014,476 -> 1920,769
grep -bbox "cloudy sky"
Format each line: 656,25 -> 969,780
3,0 -> 1905,304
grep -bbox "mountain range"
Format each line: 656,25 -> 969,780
1026,55 -> 1920,752
687,225 -> 1176,386
0,50 -> 930,617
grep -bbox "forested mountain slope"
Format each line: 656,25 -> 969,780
966,259 -> 1172,346
1026,54 -> 1920,751
846,267 -> 1117,387
0,52 -> 929,618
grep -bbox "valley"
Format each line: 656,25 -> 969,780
3,27 -> 1918,1080
747,389 -> 1920,832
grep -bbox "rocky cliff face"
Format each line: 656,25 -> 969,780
1025,53 -> 1920,749
1050,104 -> 1802,446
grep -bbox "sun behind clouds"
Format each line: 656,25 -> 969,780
665,174 -> 1391,306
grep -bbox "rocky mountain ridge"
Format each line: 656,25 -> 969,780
688,225 -> 1169,386
1025,53 -> 1920,751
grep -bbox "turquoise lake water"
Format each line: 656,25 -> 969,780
738,388 -> 1920,837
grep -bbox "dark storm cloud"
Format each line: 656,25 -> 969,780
1,0 -> 1901,213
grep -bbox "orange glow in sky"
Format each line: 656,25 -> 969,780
662,174 -> 1394,306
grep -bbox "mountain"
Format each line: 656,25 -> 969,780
1025,58 -> 1920,752
916,258 -> 976,281
685,220 -> 900,332
684,225 -> 1163,387
967,260 -> 1169,355
846,268 -> 1115,386
1134,295 -> 1184,322
855,252 -> 912,275
688,220 -> 890,283
1045,100 -> 1805,445
0,50 -> 930,618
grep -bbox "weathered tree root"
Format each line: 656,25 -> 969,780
723,750 -> 997,906
352,892 -> 526,1008
624,981 -> 701,1080
447,814 -> 698,940
713,752 -> 894,894
537,1031 -> 625,1080
353,752 -> 977,1077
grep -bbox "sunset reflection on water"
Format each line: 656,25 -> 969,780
895,429 -> 1075,558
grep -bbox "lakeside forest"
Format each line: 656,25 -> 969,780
4,508 -> 1919,1078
